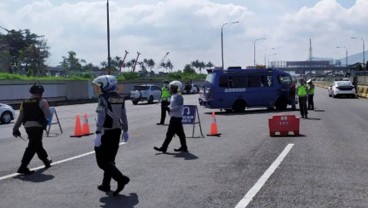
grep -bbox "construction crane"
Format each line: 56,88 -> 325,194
119,50 -> 129,73
132,51 -> 141,72
155,52 -> 169,73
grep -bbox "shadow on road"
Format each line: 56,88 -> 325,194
100,193 -> 139,208
155,152 -> 199,160
14,168 -> 54,183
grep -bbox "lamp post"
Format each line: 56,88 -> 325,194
267,53 -> 277,67
351,37 -> 365,65
106,0 -> 111,75
336,46 -> 348,67
221,21 -> 239,70
254,38 -> 266,66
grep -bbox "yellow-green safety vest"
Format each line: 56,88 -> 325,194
161,87 -> 170,101
297,84 -> 308,97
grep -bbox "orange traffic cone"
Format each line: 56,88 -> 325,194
81,113 -> 93,136
70,114 -> 83,137
207,112 -> 221,136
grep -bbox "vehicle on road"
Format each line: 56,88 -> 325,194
129,84 -> 162,105
328,80 -> 356,98
183,83 -> 199,94
0,103 -> 15,124
199,67 -> 294,112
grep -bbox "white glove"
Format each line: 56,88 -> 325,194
122,132 -> 129,142
94,133 -> 102,147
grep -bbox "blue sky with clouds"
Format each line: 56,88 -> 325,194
0,0 -> 365,70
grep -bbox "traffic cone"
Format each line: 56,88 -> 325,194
207,112 -> 221,136
81,113 -> 93,136
70,114 -> 82,137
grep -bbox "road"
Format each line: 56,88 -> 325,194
0,87 -> 367,208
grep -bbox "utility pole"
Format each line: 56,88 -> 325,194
106,0 -> 111,75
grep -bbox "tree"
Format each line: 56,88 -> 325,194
191,60 -> 205,74
183,64 -> 195,74
60,51 -> 82,76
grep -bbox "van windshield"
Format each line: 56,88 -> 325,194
278,75 -> 292,86
206,74 -> 215,84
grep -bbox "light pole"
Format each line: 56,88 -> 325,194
106,0 -> 111,75
267,53 -> 277,67
221,21 -> 239,70
336,46 -> 348,67
351,37 -> 365,66
254,38 -> 266,66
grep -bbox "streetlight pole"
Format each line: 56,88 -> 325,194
106,0 -> 111,75
351,37 -> 365,66
267,53 -> 277,67
221,21 -> 239,70
336,46 -> 348,67
254,38 -> 266,66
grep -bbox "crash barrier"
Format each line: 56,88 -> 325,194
70,113 -> 93,137
207,112 -> 221,137
182,105 -> 205,138
46,107 -> 63,137
268,115 -> 300,136
358,86 -> 368,98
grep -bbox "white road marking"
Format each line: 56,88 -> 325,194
0,142 -> 127,181
235,143 -> 294,208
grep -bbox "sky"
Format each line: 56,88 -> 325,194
0,0 -> 366,71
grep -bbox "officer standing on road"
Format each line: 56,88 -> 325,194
92,75 -> 130,196
297,79 -> 308,118
157,80 -> 170,125
290,80 -> 297,110
154,80 -> 188,153
12,83 -> 52,175
307,79 -> 315,110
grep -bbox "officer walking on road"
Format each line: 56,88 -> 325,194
92,75 -> 130,196
12,83 -> 52,175
154,80 -> 188,153
297,79 -> 308,118
307,79 -> 315,110
157,80 -> 170,125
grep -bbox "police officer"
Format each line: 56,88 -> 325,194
297,79 -> 308,118
12,83 -> 52,175
157,81 -> 170,125
92,75 -> 130,196
154,80 -> 188,153
307,79 -> 315,110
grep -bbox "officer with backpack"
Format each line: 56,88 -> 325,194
12,83 -> 52,175
92,75 -> 130,196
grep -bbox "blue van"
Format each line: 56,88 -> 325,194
198,67 -> 293,112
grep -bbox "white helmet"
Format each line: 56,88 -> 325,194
92,75 -> 118,92
169,80 -> 182,91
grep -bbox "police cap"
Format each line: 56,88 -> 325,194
29,83 -> 44,94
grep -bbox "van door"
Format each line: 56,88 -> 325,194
245,74 -> 275,107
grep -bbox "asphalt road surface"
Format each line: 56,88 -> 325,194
0,87 -> 367,208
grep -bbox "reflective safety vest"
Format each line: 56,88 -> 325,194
297,84 -> 308,97
308,84 -> 315,95
161,86 -> 170,101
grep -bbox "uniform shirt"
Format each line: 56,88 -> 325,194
307,83 -> 315,95
13,95 -> 51,129
161,86 -> 170,101
297,84 -> 308,97
95,91 -> 128,133
169,93 -> 184,118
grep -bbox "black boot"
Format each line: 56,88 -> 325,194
17,165 -> 35,175
154,146 -> 167,153
174,147 -> 188,152
113,176 -> 130,196
43,159 -> 52,169
97,184 -> 111,192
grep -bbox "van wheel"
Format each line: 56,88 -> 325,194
225,109 -> 233,113
232,100 -> 246,112
275,97 -> 287,110
132,101 -> 138,105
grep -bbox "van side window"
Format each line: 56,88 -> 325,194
260,75 -> 273,87
232,75 -> 246,88
248,75 -> 261,88
219,76 -> 228,87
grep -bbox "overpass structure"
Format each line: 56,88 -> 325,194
270,60 -> 349,74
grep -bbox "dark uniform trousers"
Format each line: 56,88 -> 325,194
159,100 -> 170,124
161,117 -> 187,151
298,96 -> 308,117
308,94 -> 314,110
95,129 -> 128,187
21,127 -> 48,165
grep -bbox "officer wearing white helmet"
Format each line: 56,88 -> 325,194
12,83 -> 52,175
92,75 -> 130,196
154,80 -> 188,153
